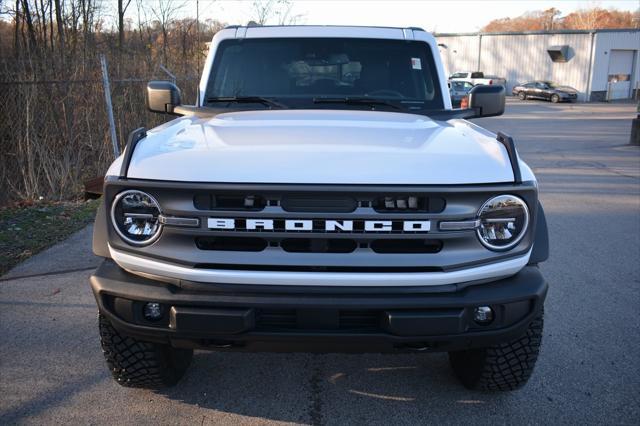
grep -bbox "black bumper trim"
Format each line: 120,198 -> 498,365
90,260 -> 547,353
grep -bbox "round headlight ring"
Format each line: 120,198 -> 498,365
110,190 -> 163,246
476,194 -> 529,251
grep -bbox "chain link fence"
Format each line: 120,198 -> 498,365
0,58 -> 198,205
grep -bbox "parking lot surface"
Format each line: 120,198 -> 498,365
1,100 -> 639,425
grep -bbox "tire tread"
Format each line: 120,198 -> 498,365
98,313 -> 192,389
449,310 -> 543,391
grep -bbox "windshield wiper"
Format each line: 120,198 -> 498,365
313,97 -> 402,110
206,96 -> 288,109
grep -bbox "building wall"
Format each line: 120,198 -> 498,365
589,31 -> 640,101
438,35 -> 480,78
437,32 -> 594,101
437,30 -> 640,102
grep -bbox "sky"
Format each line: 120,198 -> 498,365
175,0 -> 640,33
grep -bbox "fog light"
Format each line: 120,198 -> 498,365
473,306 -> 494,325
143,302 -> 163,321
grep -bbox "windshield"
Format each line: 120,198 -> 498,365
450,81 -> 472,91
205,38 -> 444,112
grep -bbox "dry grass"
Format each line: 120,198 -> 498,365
0,199 -> 99,275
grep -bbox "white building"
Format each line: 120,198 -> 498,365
435,29 -> 639,102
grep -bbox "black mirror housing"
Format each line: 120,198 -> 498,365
468,85 -> 505,118
146,81 -> 181,114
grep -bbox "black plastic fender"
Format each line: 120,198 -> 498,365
529,201 -> 549,264
93,198 -> 111,258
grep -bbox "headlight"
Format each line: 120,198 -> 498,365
477,195 -> 529,251
110,190 -> 162,245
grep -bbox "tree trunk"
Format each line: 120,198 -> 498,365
21,0 -> 38,51
53,0 -> 65,59
118,0 -> 124,49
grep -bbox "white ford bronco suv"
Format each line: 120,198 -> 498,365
91,25 -> 549,391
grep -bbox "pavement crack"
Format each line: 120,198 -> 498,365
307,356 -> 324,426
0,266 -> 96,282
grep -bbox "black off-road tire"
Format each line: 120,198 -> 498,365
518,91 -> 527,100
98,313 -> 193,389
448,310 -> 543,391
550,94 -> 560,103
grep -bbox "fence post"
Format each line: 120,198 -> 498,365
100,54 -> 120,158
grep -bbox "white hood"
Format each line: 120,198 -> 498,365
120,109 -> 520,185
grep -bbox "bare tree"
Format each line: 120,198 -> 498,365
483,6 -> 639,32
250,0 -> 302,25
0,0 -> 227,203
117,0 -> 132,49
151,0 -> 185,63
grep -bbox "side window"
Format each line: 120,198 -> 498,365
524,83 -> 535,88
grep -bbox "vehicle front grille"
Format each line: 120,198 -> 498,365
105,180 -> 538,273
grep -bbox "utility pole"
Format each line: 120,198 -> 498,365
196,0 -> 200,106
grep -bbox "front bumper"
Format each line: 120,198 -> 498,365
91,260 -> 547,353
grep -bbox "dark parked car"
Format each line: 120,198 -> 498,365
512,81 -> 578,103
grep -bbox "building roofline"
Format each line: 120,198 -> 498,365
434,28 -> 639,37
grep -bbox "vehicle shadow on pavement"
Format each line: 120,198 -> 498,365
157,351 -> 515,424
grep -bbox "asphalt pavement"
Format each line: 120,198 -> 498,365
1,99 -> 639,425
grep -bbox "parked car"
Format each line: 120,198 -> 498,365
449,71 -> 506,87
448,80 -> 474,107
91,25 -> 548,392
512,81 -> 578,103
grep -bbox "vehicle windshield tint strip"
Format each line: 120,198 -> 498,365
205,37 -> 444,111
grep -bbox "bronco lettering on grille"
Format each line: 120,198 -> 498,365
207,218 -> 431,232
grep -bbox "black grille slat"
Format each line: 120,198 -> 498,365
373,196 -> 445,213
370,239 -> 443,254
281,238 -> 357,253
194,193 -> 445,214
194,194 -> 266,211
195,237 -> 267,252
281,195 -> 357,213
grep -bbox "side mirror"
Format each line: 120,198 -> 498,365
468,85 -> 505,118
146,80 -> 181,114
